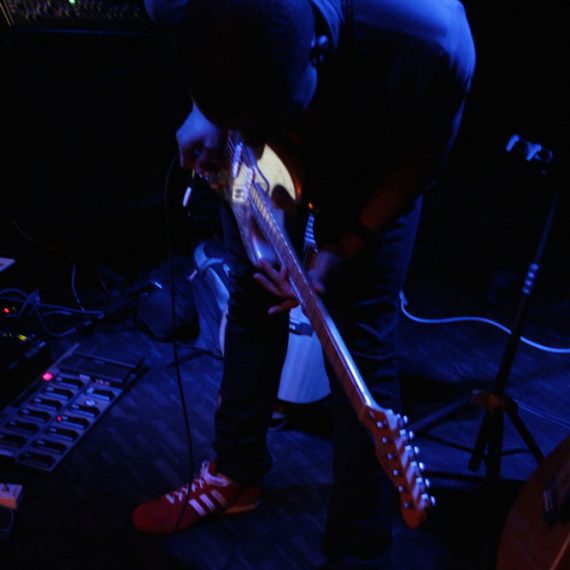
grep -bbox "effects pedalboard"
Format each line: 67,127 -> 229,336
0,343 -> 145,472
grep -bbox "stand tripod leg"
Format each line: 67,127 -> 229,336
475,410 -> 505,570
485,410 -> 504,481
504,401 -> 545,463
409,395 -> 472,435
468,410 -> 493,472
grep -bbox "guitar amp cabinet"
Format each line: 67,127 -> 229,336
0,343 -> 145,472
0,0 -> 152,34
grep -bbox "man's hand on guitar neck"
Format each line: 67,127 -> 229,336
253,249 -> 346,316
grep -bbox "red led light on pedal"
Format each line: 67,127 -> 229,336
42,372 -> 54,381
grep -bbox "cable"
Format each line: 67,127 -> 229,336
399,291 -> 570,354
70,263 -> 86,313
0,291 -> 103,316
162,152 -> 197,530
12,219 -> 90,312
0,289 -> 103,337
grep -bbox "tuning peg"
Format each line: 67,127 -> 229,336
402,415 -> 409,425
413,446 -> 420,455
408,430 -> 415,441
424,478 -> 431,489
418,462 -> 425,472
429,496 -> 437,507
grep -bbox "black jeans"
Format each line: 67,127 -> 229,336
214,196 -> 422,564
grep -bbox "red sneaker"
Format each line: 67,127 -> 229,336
132,461 -> 261,535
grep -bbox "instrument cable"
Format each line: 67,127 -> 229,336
399,291 -> 570,354
162,153 -> 196,526
162,153 -> 238,570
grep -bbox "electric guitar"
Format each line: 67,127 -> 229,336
212,132 -> 434,529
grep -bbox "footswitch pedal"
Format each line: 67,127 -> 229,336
0,344 -> 145,472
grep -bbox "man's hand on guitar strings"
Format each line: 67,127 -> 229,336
253,259 -> 327,316
253,260 -> 299,315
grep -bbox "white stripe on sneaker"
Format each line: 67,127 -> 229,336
200,493 -> 217,512
189,498 -> 208,517
211,489 -> 229,507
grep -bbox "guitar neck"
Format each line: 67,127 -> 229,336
225,138 -> 433,529
248,181 -> 380,417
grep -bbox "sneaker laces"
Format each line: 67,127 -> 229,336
165,462 -> 230,504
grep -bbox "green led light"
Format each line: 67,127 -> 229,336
69,0 -> 76,4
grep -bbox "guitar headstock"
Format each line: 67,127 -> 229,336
362,405 -> 435,529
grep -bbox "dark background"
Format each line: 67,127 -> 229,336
0,4 -> 568,570
1,2 -> 568,311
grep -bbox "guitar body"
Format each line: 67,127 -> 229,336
228,140 -> 302,269
497,435 -> 570,570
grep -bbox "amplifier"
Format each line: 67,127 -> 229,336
0,0 -> 152,34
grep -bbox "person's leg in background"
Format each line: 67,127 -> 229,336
321,198 -> 422,568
